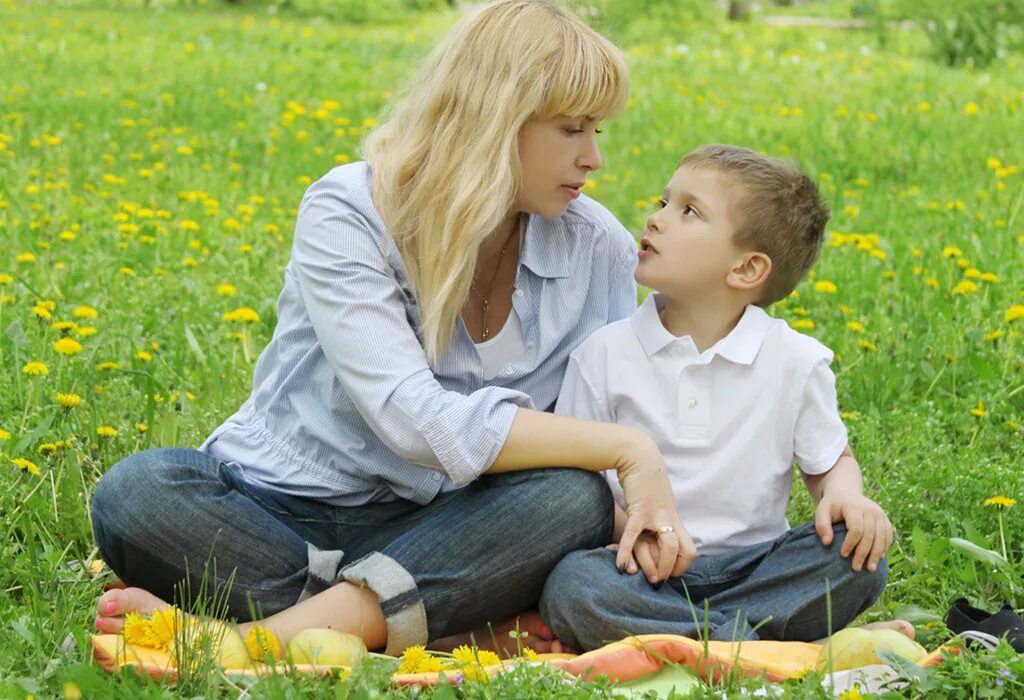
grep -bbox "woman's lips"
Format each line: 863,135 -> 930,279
562,182 -> 584,199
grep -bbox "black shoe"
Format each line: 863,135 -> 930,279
946,598 -> 1024,653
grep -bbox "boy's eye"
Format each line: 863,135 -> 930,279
683,204 -> 699,218
657,198 -> 668,209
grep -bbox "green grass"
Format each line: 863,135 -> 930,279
1,0 -> 1023,697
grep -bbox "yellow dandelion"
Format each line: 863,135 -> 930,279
983,329 -> 1004,342
97,361 -> 120,371
11,457 -> 41,476
925,277 -> 940,289
0,273 -> 13,285
222,306 -> 260,323
858,339 -> 878,352
969,401 -> 987,417
123,612 -> 157,648
839,689 -> 863,700
963,102 -> 979,115
814,280 -> 838,294
521,647 -> 539,661
136,423 -> 148,433
76,326 -> 97,337
135,350 -> 152,362
979,271 -> 999,283
54,337 -> 83,355
398,644 -> 431,674
216,283 -> 237,297
983,496 -> 1016,509
149,607 -> 185,651
17,252 -> 36,263
37,443 -> 58,457
245,625 -> 283,661
32,304 -> 53,320
56,392 -> 82,409
0,428 -> 10,441
942,246 -> 963,258
847,321 -> 865,333
22,361 -> 50,376
97,425 -> 119,438
790,319 -> 815,330
51,321 -> 79,333
952,280 -> 978,295
73,305 -> 98,319
1005,305 -> 1024,323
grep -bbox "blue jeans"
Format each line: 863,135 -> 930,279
90,448 -> 613,655
540,522 -> 887,651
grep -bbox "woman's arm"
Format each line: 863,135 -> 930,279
488,408 -> 696,581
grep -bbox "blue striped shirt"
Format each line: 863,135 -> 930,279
201,162 -> 638,506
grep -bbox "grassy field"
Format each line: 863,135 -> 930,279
1,0 -> 1022,696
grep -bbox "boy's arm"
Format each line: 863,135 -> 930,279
802,446 -> 893,573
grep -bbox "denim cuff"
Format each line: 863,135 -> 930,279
338,552 -> 427,656
299,543 -> 345,602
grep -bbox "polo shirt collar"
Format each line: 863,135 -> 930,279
519,214 -> 571,279
630,294 -> 773,365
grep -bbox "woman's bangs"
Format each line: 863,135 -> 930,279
536,34 -> 628,121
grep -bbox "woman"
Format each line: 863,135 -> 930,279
92,0 -> 692,656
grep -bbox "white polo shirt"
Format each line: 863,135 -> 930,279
555,293 -> 849,555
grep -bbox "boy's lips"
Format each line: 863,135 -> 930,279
639,237 -> 658,254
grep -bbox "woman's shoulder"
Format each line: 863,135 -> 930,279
303,161 -> 374,210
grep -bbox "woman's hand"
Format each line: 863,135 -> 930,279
614,433 -> 696,582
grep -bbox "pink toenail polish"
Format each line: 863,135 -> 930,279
105,601 -> 116,614
95,616 -> 103,629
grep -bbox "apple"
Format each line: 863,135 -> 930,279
169,620 -> 252,669
286,628 -> 368,667
816,627 -> 926,671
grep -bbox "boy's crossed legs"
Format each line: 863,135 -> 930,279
540,522 -> 898,652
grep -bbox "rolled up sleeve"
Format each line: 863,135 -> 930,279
291,177 -> 534,486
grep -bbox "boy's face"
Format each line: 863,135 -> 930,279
636,166 -> 747,298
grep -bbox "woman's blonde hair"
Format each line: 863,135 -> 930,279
363,0 -> 628,365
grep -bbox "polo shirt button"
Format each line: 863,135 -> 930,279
432,472 -> 442,481
687,398 -> 698,409
514,289 -> 524,298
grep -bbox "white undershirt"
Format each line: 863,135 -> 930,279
474,308 -> 526,380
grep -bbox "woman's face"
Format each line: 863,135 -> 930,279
515,117 -> 603,218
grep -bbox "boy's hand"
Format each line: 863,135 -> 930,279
815,492 -> 893,573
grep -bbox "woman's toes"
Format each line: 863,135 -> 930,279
95,587 -> 171,633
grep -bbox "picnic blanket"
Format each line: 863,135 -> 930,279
91,630 -> 952,689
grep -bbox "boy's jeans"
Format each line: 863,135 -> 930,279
90,448 -> 613,655
540,522 -> 888,651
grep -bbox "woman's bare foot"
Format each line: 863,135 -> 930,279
95,587 -> 171,634
815,619 -> 916,643
428,610 -> 572,656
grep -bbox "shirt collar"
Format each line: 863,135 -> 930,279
630,294 -> 773,365
519,214 -> 572,279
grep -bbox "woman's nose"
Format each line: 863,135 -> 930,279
579,134 -> 603,172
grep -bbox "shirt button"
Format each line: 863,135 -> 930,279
432,472 -> 442,481
515,289 -> 524,298
687,398 -> 698,409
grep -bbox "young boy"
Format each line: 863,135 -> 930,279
539,144 -> 896,651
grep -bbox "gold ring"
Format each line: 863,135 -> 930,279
653,526 -> 674,536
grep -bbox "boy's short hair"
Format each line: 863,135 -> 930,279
679,144 -> 831,306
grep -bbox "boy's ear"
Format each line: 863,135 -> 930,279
726,252 -> 772,291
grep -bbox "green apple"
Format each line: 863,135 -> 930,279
816,627 -> 877,671
169,620 -> 252,669
868,629 -> 927,663
286,628 -> 367,667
